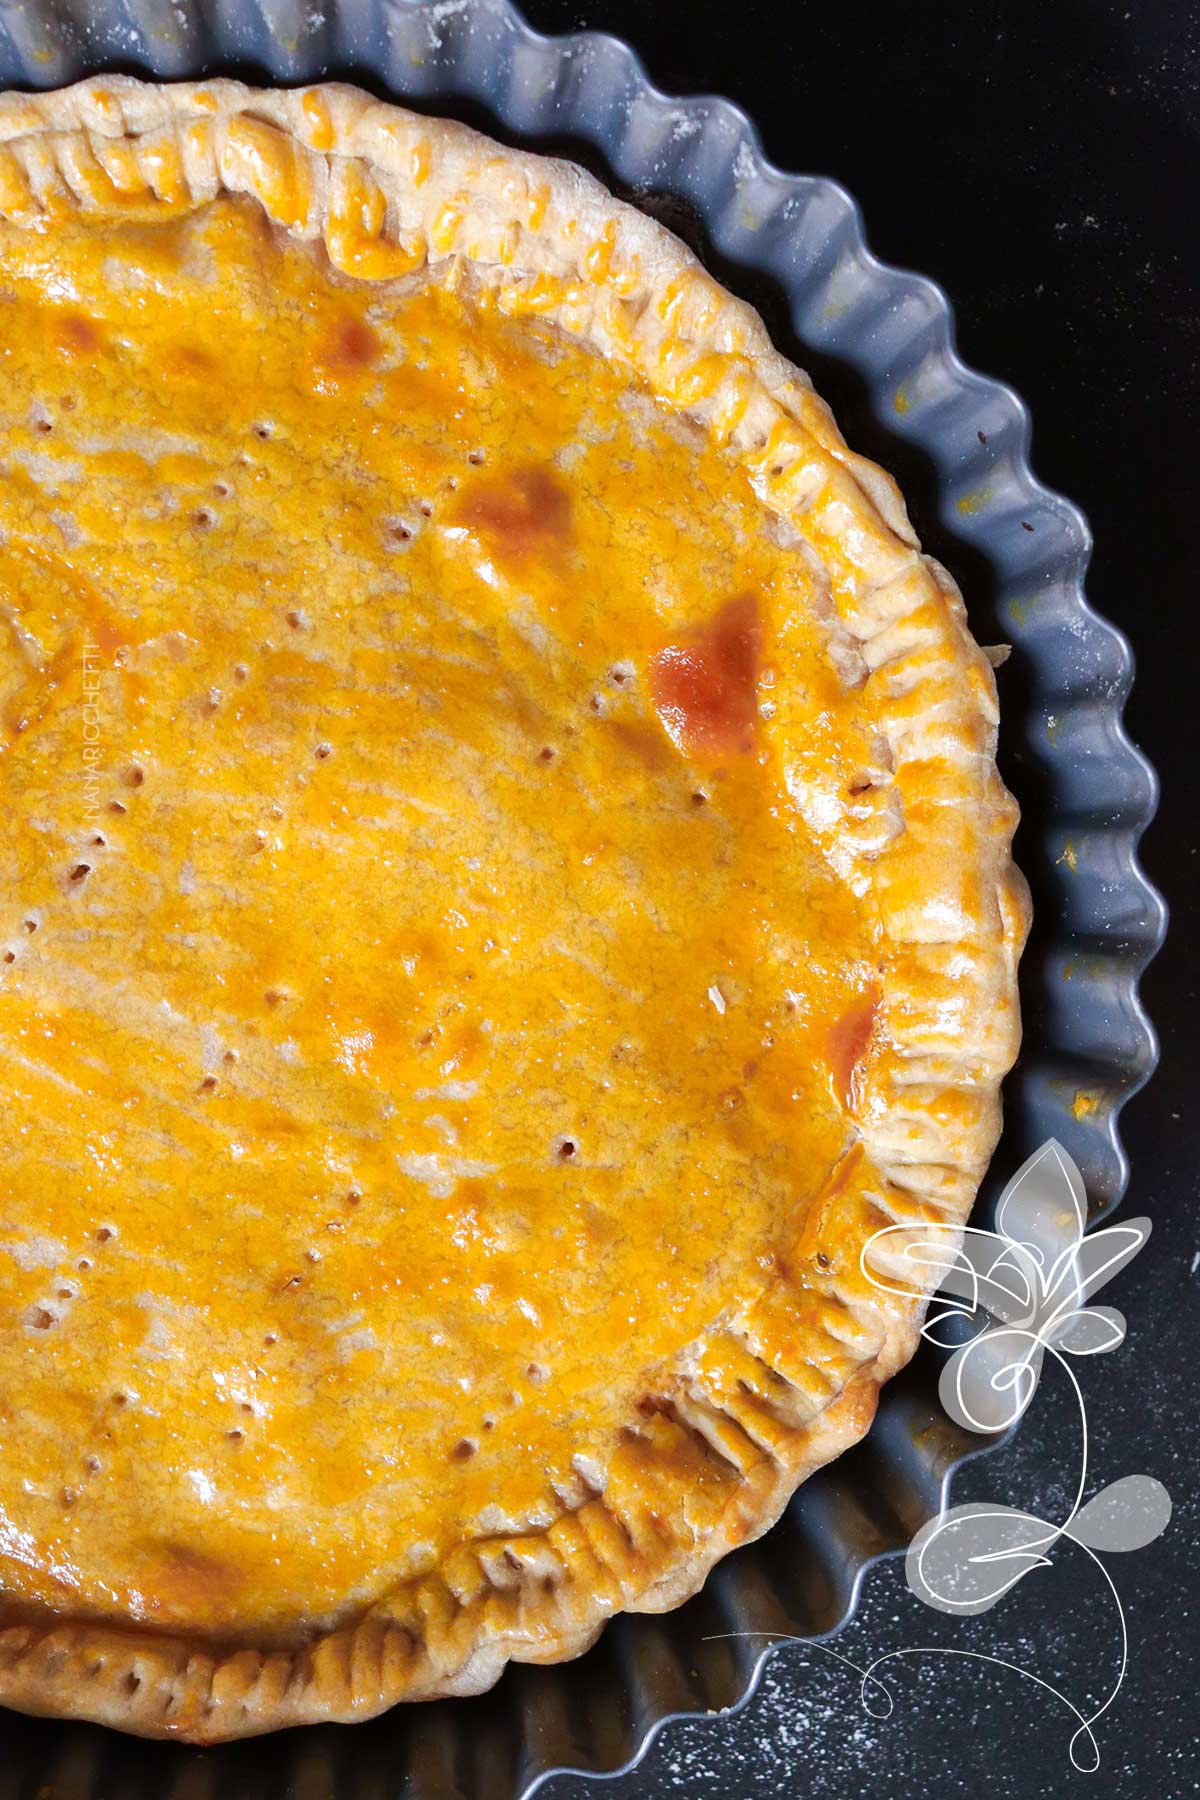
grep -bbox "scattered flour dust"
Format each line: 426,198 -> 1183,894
420,0 -> 474,49
732,140 -> 758,186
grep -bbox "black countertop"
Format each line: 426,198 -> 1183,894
514,1 -> 1199,1795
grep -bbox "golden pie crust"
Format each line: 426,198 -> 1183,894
0,78 -> 1029,1740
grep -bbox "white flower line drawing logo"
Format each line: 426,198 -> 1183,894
704,1140 -> 1171,1772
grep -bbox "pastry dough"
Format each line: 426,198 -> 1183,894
0,78 -> 1028,1739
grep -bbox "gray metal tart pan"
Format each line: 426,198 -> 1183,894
0,0 -> 1165,1793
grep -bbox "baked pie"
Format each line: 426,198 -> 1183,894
0,78 -> 1028,1739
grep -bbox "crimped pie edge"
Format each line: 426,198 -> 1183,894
0,77 -> 1030,1741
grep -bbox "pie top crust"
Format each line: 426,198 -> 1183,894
0,78 -> 1028,1740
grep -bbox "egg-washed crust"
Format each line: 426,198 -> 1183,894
0,77 -> 1029,1740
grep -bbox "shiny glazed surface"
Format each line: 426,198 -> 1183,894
0,200 -> 879,1641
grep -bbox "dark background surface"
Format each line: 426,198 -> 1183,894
510,0 -> 1198,1795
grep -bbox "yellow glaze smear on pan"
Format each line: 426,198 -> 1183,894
0,200 -> 879,1640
